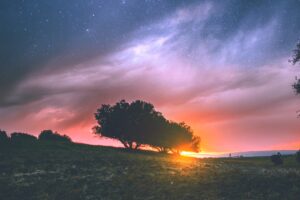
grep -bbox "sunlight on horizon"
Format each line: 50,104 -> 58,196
180,151 -> 227,158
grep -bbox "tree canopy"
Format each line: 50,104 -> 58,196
290,41 -> 300,65
94,100 -> 200,153
10,132 -> 37,143
38,130 -> 72,143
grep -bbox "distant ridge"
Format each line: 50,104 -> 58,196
223,150 -> 298,158
187,150 -> 298,158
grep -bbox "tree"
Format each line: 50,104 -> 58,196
290,41 -> 300,65
94,100 -> 133,149
271,152 -> 283,165
291,41 -> 300,94
0,129 -> 9,144
293,79 -> 300,94
94,100 -> 160,150
156,121 -> 200,154
94,100 -> 200,153
11,132 -> 37,144
38,130 -> 72,143
296,149 -> 300,163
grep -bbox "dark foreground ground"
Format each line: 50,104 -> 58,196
0,142 -> 299,200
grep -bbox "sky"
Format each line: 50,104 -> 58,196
1,0 -> 300,152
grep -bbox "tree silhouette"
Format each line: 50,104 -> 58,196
293,79 -> 300,94
291,41 -> 300,95
94,100 -> 133,149
290,41 -> 300,65
94,100 -> 161,150
154,121 -> 200,154
11,132 -> 37,144
38,130 -> 72,143
94,100 -> 200,152
0,129 -> 9,144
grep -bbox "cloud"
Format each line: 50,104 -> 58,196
1,0 -> 300,151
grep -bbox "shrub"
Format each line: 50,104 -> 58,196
38,130 -> 72,143
11,132 -> 37,143
0,129 -> 9,143
271,152 -> 283,165
296,150 -> 300,163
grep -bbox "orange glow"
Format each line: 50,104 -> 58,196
180,151 -> 226,158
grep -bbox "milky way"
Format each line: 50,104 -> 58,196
1,0 -> 300,152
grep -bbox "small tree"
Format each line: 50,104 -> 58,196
38,130 -> 72,143
271,152 -> 283,165
0,129 -> 9,144
296,150 -> 300,163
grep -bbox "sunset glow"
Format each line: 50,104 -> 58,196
180,151 -> 225,158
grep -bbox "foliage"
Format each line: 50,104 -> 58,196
38,130 -> 72,143
0,129 -> 9,143
10,132 -> 37,143
293,78 -> 300,94
94,100 -> 200,152
291,41 -> 300,95
271,152 -> 283,165
296,150 -> 300,163
290,41 -> 300,65
155,121 -> 200,153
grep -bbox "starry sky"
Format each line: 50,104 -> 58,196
1,0 -> 300,152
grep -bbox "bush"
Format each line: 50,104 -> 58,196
296,150 -> 300,163
38,130 -> 72,143
0,129 -> 9,143
11,132 -> 37,144
271,152 -> 283,165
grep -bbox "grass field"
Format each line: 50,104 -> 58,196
0,142 -> 299,200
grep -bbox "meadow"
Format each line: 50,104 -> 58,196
0,142 -> 299,200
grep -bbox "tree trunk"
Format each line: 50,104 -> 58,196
134,143 -> 141,150
119,139 -> 129,148
171,149 -> 180,155
129,141 -> 133,149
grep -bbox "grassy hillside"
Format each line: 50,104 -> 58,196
0,142 -> 299,200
